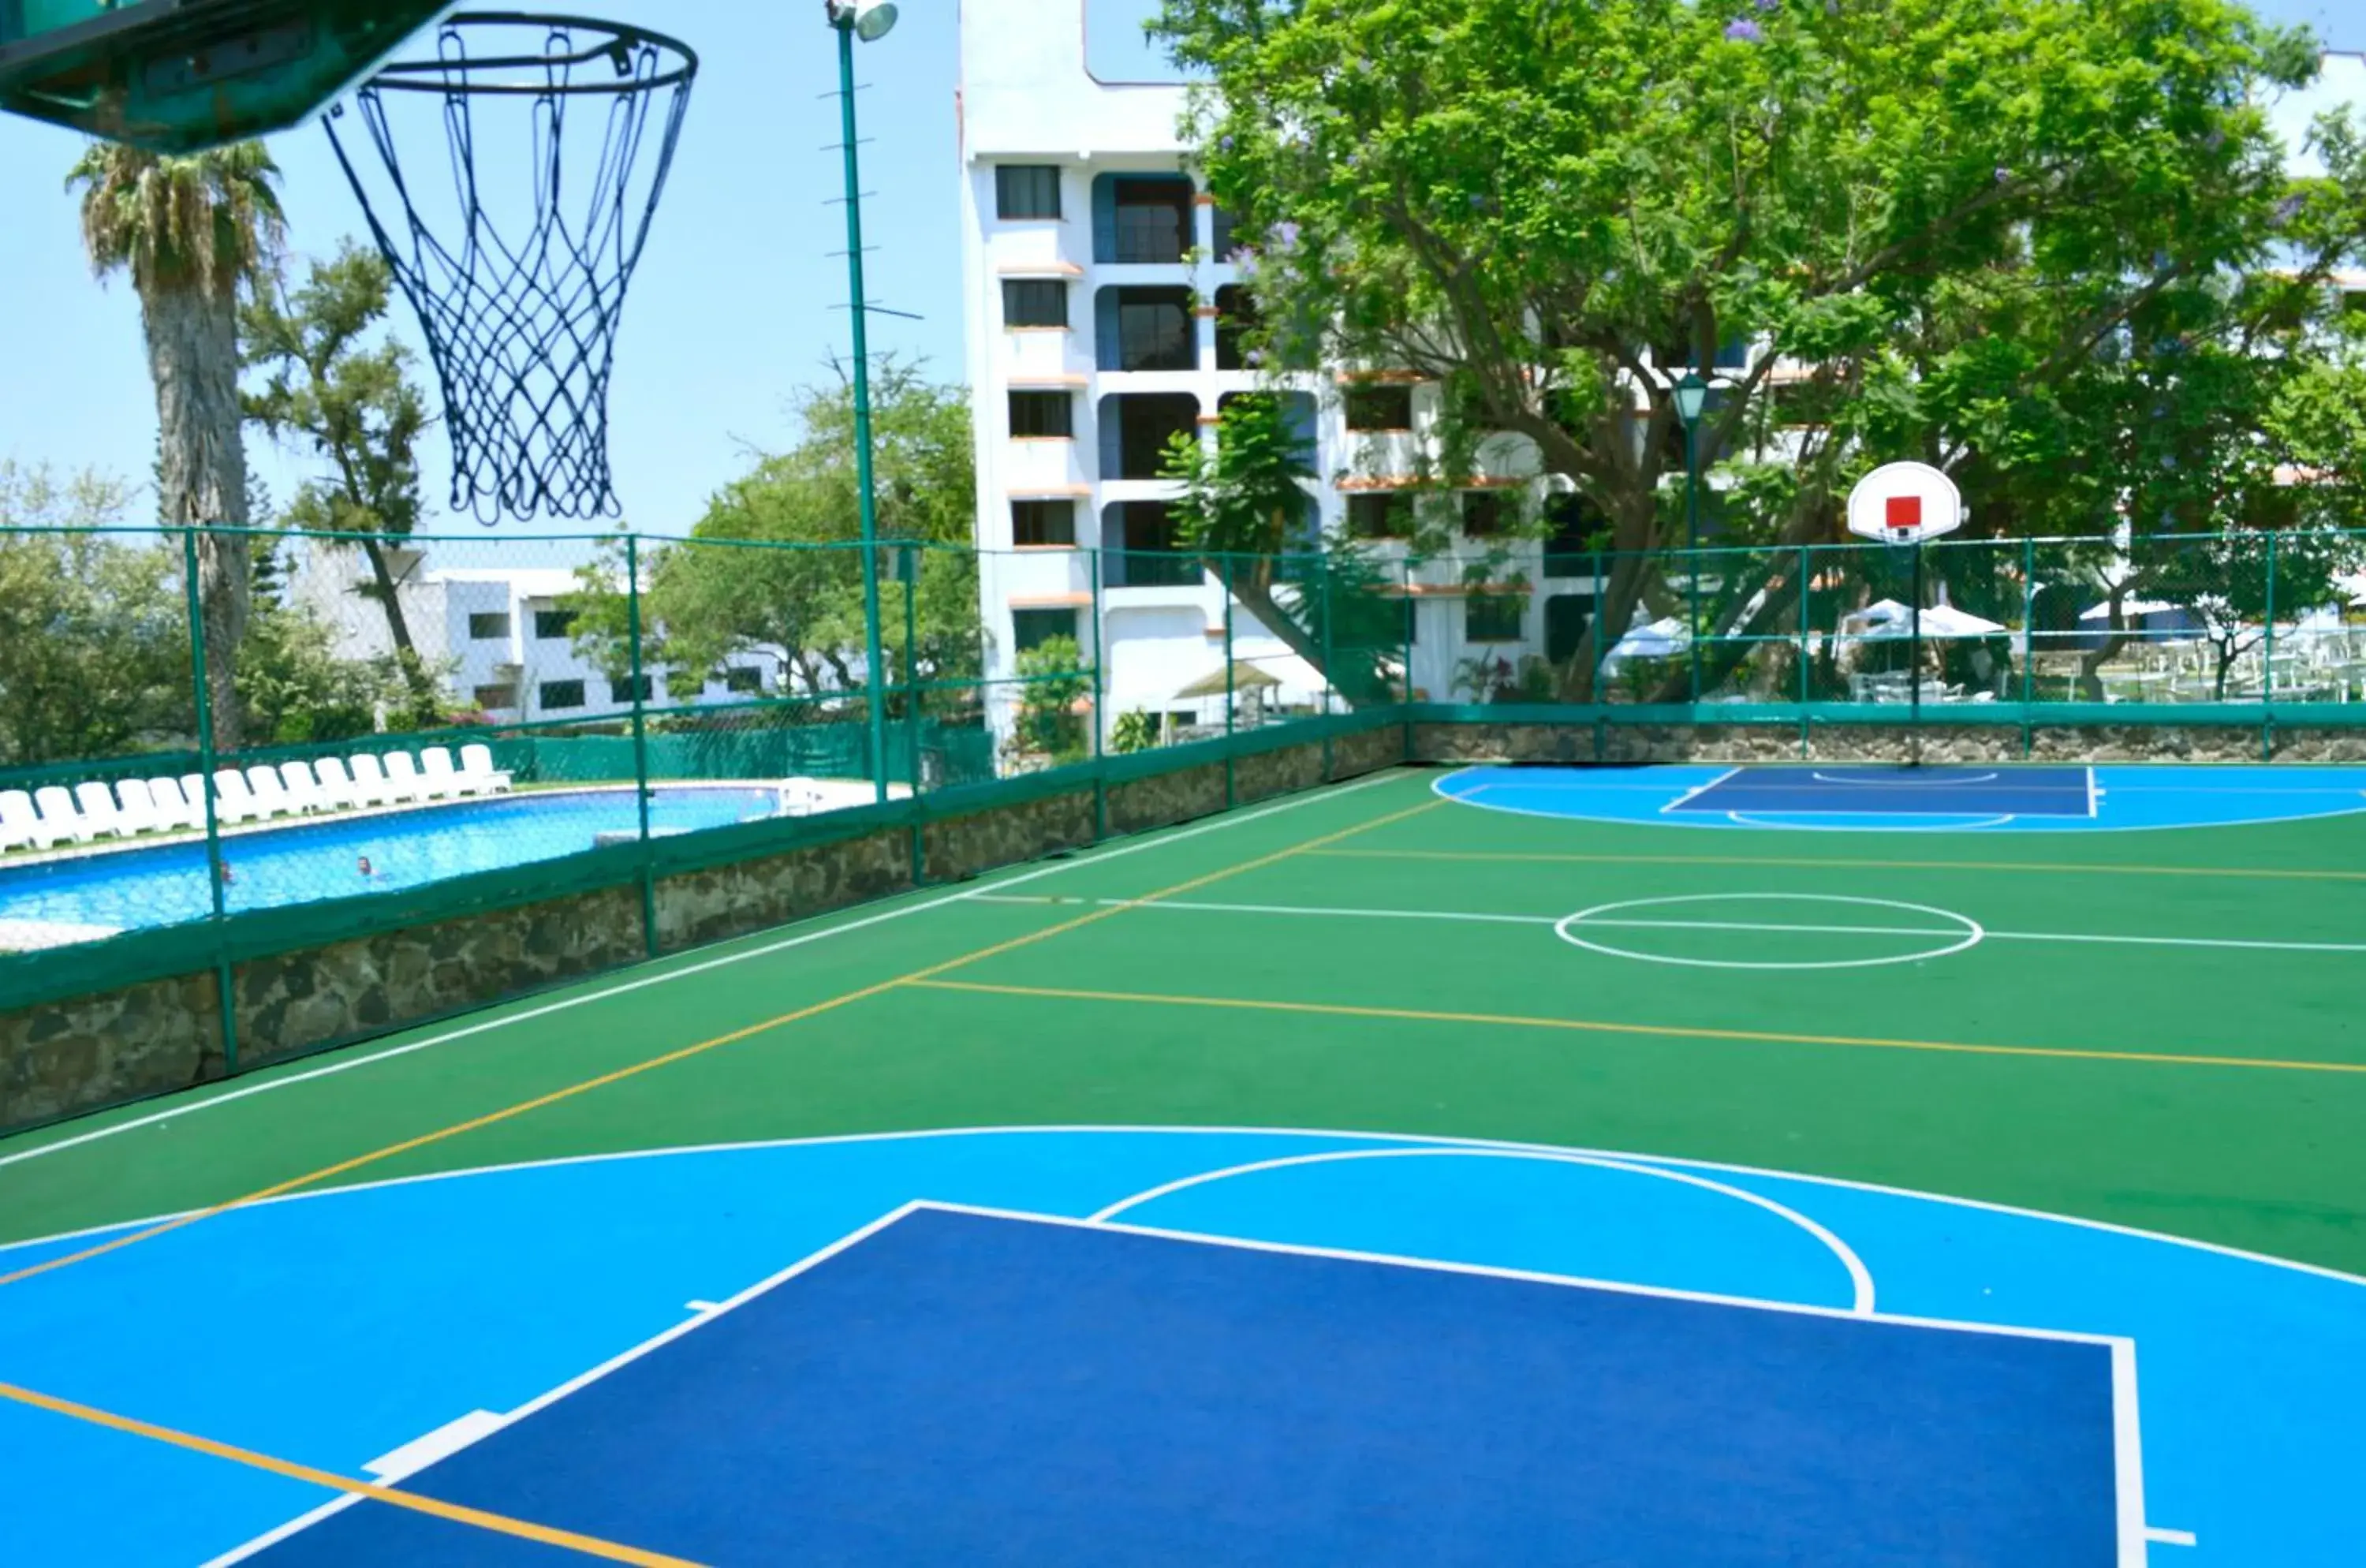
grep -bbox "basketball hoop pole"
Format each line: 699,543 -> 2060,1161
832,9 -> 893,808
1909,539 -> 1925,758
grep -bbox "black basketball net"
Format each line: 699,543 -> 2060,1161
326,13 -> 697,523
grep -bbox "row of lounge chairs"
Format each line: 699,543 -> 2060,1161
0,745 -> 515,853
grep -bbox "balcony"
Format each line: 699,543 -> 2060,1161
1093,174 -> 1195,265
1097,286 -> 1196,372
1103,501 -> 1204,588
1099,392 -> 1200,480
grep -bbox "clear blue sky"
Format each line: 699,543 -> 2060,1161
0,0 -> 2351,540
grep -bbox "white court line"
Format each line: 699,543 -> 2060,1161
1086,1145 -> 1876,1314
2113,1341 -> 2148,1568
0,771 -> 1409,1175
967,892 -> 2366,956
1658,767 -> 1742,814
2144,1525 -> 2199,1547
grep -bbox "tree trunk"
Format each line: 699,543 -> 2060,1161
143,286 -> 252,752
356,536 -> 433,696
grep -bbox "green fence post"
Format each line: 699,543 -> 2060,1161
2020,536 -> 2036,758
1090,545 -> 1107,842
1319,553 -> 1336,780
626,533 -> 659,958
904,543 -> 924,887
2263,529 -> 2278,760
1797,543 -> 1812,757
1223,553 -> 1238,809
1592,549 -> 1608,763
182,526 -> 238,1075
1400,554 -> 1415,762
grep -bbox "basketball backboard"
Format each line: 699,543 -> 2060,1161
1846,461 -> 1965,546
0,0 -> 453,153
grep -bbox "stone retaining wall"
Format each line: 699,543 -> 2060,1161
660,831 -> 912,950
0,970 -> 225,1131
1108,761 -> 1230,834
924,790 -> 1098,883
1330,724 -> 1407,776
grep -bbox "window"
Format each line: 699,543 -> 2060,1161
1009,390 -> 1073,439
538,679 -> 586,711
1466,595 -> 1525,642
1105,501 -> 1200,587
1103,286 -> 1195,371
995,164 -> 1062,220
1461,491 -> 1506,536
725,666 -> 763,694
1347,492 -> 1414,539
533,608 -> 577,640
1211,205 -> 1241,261
610,675 -> 655,704
1101,393 -> 1199,480
466,611 -> 512,640
1214,286 -> 1260,370
1345,384 -> 1416,431
1002,279 -> 1066,328
472,683 -> 518,710
1012,499 -> 1077,547
1012,608 -> 1077,652
1100,174 -> 1194,264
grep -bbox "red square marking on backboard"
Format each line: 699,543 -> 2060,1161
1886,496 -> 1924,529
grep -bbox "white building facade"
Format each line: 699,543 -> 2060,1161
958,0 -> 1573,735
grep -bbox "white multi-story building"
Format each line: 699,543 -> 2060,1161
290,543 -> 782,726
958,0 -> 1570,734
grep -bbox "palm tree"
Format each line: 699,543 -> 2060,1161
70,140 -> 285,750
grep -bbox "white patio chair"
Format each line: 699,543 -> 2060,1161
73,781 -> 129,839
347,753 -> 399,807
278,760 -> 334,814
32,785 -> 89,846
0,790 -> 39,852
212,769 -> 262,825
457,743 -> 513,794
112,778 -> 170,836
146,776 -> 199,830
311,756 -> 364,810
382,750 -> 434,804
416,746 -> 468,801
244,765 -> 298,819
180,775 -> 215,827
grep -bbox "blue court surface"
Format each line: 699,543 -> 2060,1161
1436,763 -> 2366,831
227,1204 -> 2133,1568
2,1128 -> 2359,1564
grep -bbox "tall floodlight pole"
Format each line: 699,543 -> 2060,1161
1674,371 -> 1710,704
828,0 -> 899,806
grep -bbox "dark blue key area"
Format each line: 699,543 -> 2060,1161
246,1205 -> 2129,1567
1670,765 -> 2095,818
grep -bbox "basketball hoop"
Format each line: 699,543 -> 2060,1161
1846,462 -> 1965,548
325,13 -> 698,523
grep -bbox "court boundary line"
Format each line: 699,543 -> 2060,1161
0,770 -> 1412,1177
1309,844 -> 2366,883
969,890 -> 2366,957
905,977 -> 2366,1078
1431,763 -> 2366,834
0,787 -> 1444,1293
1553,894 -> 1986,971
5,1123 -> 2359,1289
1084,1144 -> 1878,1313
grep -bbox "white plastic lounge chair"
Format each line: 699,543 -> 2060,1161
458,744 -> 513,794
278,760 -> 334,814
347,753 -> 398,808
112,778 -> 170,836
244,765 -> 297,819
33,785 -> 88,847
311,756 -> 363,811
0,790 -> 39,852
146,776 -> 199,831
73,781 -> 129,839
212,769 -> 262,826
778,776 -> 828,818
383,750 -> 433,804
180,775 -> 215,828
417,746 -> 468,801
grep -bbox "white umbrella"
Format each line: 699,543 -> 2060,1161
1842,599 -> 2005,640
1608,616 -> 1690,660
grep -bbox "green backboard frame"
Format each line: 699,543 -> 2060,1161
0,0 -> 455,153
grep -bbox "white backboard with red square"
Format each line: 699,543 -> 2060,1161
1847,462 -> 1965,545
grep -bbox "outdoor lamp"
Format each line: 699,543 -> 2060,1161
1673,371 -> 1709,427
827,0 -> 899,41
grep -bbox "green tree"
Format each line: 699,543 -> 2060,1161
70,140 -> 285,745
242,241 -> 436,704
0,465 -> 192,767
569,360 -> 980,707
1012,635 -> 1092,761
1155,0 -> 2366,698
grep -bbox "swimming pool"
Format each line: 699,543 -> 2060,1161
0,787 -> 784,938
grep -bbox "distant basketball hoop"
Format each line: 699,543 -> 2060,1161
1847,462 -> 1965,547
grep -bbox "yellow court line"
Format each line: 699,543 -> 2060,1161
0,794 -> 1441,1297
907,978 -> 2366,1077
0,1381 -> 703,1567
1308,847 -> 2366,883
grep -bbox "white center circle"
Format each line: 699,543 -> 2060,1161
1553,893 -> 1987,970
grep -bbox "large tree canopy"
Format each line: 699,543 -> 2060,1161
1155,0 -> 2366,697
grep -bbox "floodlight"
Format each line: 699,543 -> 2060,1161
827,0 -> 899,41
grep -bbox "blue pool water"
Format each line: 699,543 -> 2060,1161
0,788 -> 783,936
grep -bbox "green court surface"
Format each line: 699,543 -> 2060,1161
2,764 -> 2359,1276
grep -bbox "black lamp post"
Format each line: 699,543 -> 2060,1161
1673,371 -> 1709,702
